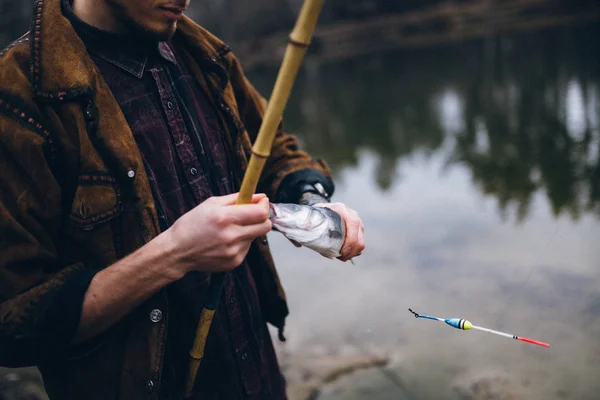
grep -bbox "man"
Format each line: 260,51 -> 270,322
0,0 -> 364,399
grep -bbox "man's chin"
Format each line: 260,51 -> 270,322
131,22 -> 178,43
155,24 -> 178,41
147,28 -> 177,42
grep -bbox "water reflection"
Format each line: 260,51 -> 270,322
249,24 -> 600,399
247,24 -> 600,222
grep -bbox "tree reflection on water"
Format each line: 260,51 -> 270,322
247,23 -> 600,223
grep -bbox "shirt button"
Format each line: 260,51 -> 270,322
190,167 -> 198,176
262,238 -> 268,245
230,296 -> 235,304
240,353 -> 248,361
167,101 -> 174,110
149,309 -> 162,323
127,170 -> 135,178
145,380 -> 155,392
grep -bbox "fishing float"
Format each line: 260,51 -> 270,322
408,309 -> 550,348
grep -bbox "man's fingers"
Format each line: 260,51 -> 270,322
228,199 -> 271,226
356,221 -> 365,252
340,218 -> 361,261
339,208 -> 365,262
237,219 -> 273,240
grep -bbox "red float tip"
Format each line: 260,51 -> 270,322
517,337 -> 550,348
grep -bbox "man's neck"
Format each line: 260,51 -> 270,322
71,0 -> 125,33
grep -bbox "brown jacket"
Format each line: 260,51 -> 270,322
0,0 -> 333,398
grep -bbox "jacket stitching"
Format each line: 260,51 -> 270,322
30,0 -> 43,93
36,87 -> 93,102
0,33 -> 30,59
78,173 -> 117,186
0,93 -> 56,166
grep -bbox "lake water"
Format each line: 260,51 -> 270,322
248,23 -> 600,399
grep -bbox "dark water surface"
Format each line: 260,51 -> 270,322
249,23 -> 600,399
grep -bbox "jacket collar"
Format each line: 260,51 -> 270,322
31,0 -> 231,101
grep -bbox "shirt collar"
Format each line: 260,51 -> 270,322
61,0 -> 177,78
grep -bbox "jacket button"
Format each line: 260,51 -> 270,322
127,170 -> 135,179
190,167 -> 198,176
149,309 -> 162,323
262,238 -> 268,245
240,352 -> 248,361
145,380 -> 155,392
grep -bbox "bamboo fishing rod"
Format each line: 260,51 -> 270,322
183,1 -> 325,397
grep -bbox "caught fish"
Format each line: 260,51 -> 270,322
268,203 -> 346,259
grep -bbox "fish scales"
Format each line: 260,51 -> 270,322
268,203 -> 346,258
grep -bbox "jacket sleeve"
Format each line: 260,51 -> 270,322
225,51 -> 335,203
0,112 -> 96,368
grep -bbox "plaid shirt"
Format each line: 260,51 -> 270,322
63,2 -> 287,399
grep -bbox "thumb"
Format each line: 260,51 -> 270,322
249,193 -> 268,204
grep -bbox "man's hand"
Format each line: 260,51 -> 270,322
314,202 -> 365,262
167,193 -> 273,276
